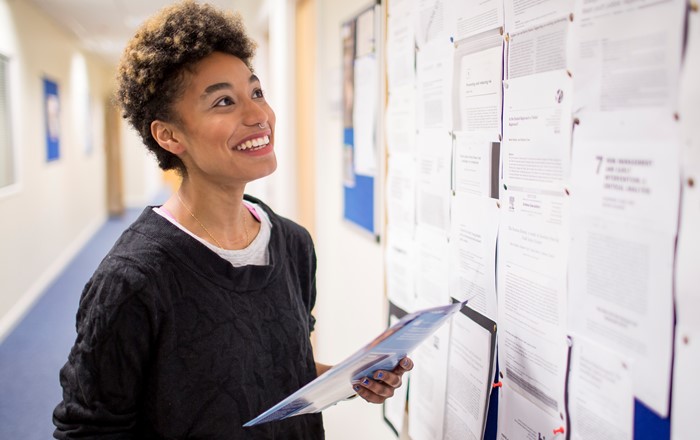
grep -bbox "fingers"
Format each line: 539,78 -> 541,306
353,357 -> 414,404
353,376 -> 395,404
395,356 -> 414,373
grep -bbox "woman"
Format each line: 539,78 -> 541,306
52,1 -> 412,439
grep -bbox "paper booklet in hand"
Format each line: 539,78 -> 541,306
244,300 -> 467,427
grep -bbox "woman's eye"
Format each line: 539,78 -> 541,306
214,97 -> 234,107
253,89 -> 265,99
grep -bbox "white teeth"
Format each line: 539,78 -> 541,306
235,135 -> 270,151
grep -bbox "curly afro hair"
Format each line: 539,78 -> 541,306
115,0 -> 257,174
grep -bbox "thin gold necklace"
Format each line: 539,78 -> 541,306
176,191 -> 249,250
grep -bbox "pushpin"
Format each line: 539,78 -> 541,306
493,381 -> 503,388
553,426 -> 565,435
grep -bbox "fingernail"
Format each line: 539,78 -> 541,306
376,371 -> 384,380
401,358 -> 410,367
362,378 -> 370,386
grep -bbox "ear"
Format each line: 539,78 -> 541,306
151,120 -> 185,155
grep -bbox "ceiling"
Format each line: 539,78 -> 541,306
26,0 -> 264,65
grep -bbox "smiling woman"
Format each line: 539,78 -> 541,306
51,1 -> 411,439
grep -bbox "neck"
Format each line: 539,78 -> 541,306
166,180 -> 254,250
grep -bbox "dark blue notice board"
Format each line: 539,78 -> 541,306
343,127 -> 375,235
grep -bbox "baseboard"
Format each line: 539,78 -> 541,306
0,213 -> 107,343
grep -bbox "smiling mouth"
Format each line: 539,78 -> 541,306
235,135 -> 270,151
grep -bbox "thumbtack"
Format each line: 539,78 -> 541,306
553,426 -> 565,435
493,381 -> 503,388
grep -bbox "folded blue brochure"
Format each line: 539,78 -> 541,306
244,300 -> 466,427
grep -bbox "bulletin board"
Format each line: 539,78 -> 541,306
342,3 -> 381,238
380,0 -> 699,439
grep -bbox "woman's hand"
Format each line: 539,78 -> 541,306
352,357 -> 413,404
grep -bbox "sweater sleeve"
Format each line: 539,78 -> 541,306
53,256 -> 157,439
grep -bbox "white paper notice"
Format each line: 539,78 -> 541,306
497,216 -> 569,414
452,30 -> 503,140
568,215 -> 674,417
568,336 -> 633,440
570,112 -> 680,234
386,154 -> 417,235
387,1 -> 417,89
672,10 -> 700,439
417,38 -> 453,131
454,133 -> 499,198
408,324 -> 451,440
497,383 -> 566,440
386,231 -> 418,313
502,70 -> 573,196
416,0 -> 447,47
415,225 -> 451,309
386,85 -> 417,156
444,308 -> 496,440
415,129 -> 452,232
447,0 -> 504,42
571,0 -> 684,115
504,0 -> 572,33
449,195 -> 499,321
507,18 -> 569,80
352,55 -> 377,176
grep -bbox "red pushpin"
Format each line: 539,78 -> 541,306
553,426 -> 565,435
492,381 -> 503,388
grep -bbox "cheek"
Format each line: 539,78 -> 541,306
267,107 -> 277,129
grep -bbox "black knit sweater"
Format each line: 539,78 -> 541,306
53,196 -> 325,439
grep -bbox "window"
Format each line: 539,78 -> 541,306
0,54 -> 15,189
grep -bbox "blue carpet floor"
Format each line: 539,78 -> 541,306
0,204 -> 155,439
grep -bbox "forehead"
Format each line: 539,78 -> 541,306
183,52 -> 254,91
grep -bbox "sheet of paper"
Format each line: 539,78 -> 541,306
386,85 -> 417,156
352,55 -> 377,176
415,129 -> 452,232
386,153 -> 417,235
570,112 -> 680,234
386,230 -> 418,313
443,307 -> 497,440
416,38 -> 453,131
447,0 -> 504,42
448,195 -> 499,321
355,6 -> 375,58
387,2 -> 417,90
453,132 -> 499,198
497,216 -> 569,414
416,0 -> 448,48
507,18 -> 569,80
501,70 -> 573,222
415,225 -> 451,309
245,302 -> 464,426
497,383 -> 566,439
408,323 -> 451,440
570,0 -> 685,116
672,11 -> 700,438
568,215 -> 674,417
452,30 -> 503,140
504,0 -> 572,33
568,336 -> 633,440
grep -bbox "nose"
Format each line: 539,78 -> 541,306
241,98 -> 268,127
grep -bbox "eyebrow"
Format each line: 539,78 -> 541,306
201,75 -> 261,98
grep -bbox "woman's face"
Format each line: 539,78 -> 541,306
170,52 -> 277,185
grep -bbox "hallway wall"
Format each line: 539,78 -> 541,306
0,0 -> 126,339
312,1 -> 395,439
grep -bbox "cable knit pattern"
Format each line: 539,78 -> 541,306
53,195 -> 324,439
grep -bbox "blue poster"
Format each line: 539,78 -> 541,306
43,77 -> 60,162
